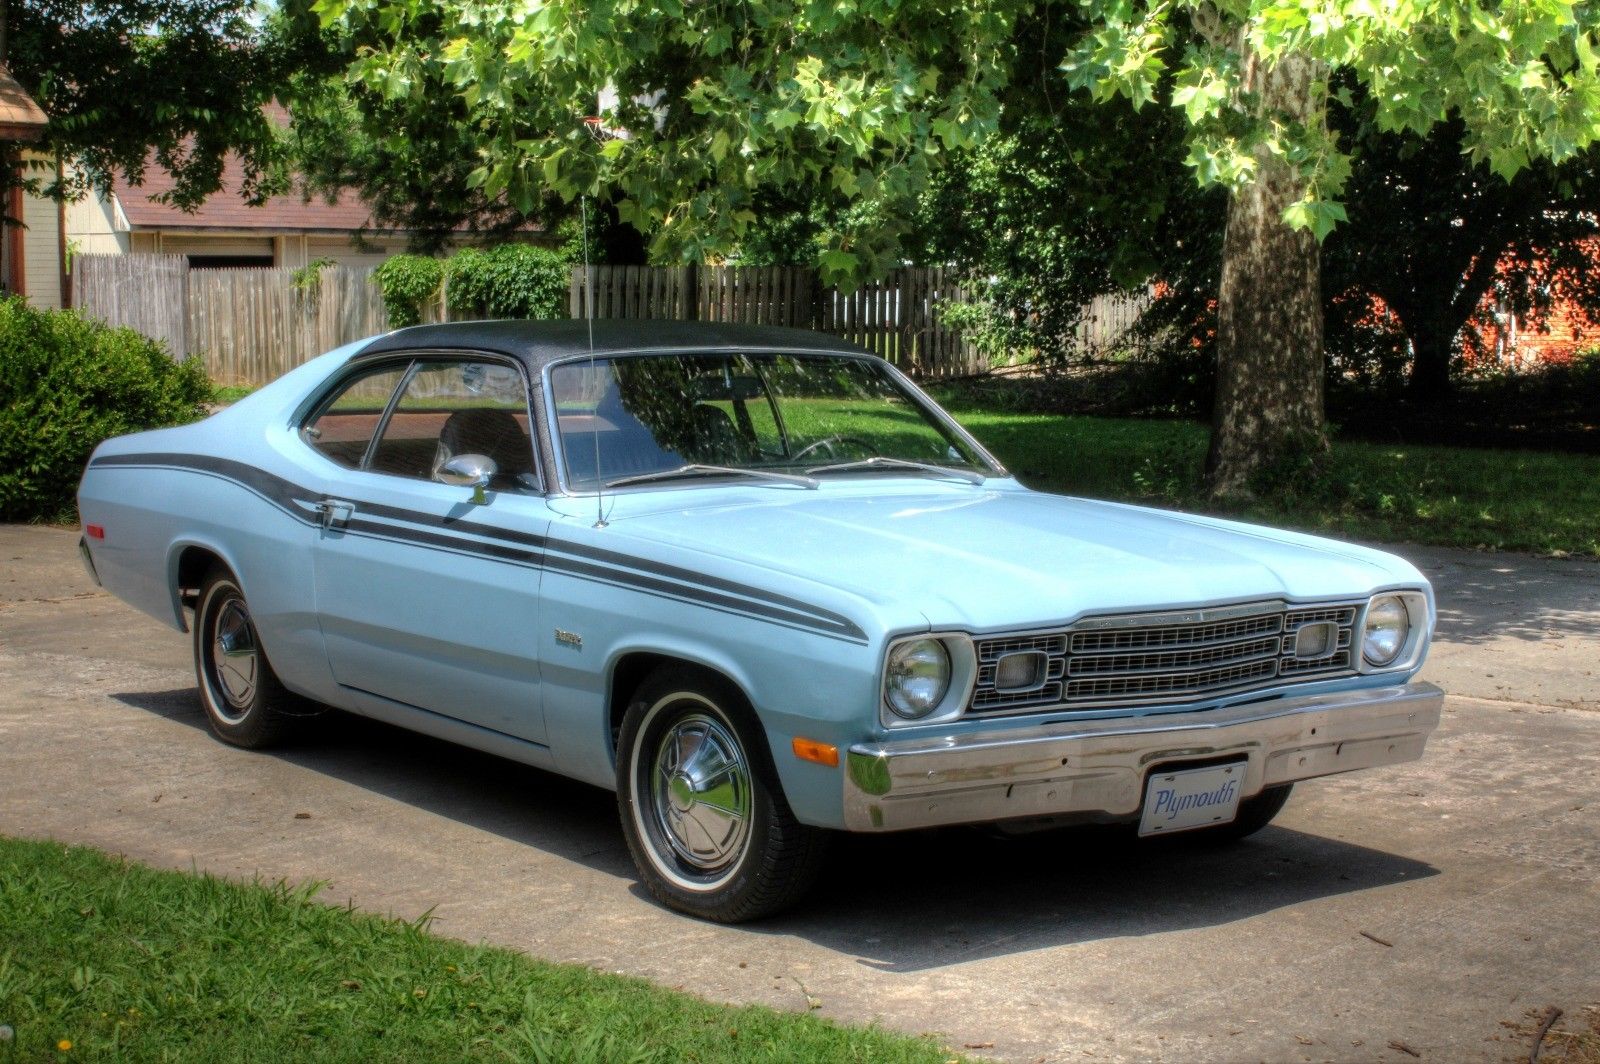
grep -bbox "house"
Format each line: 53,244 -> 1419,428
18,147 -> 546,311
0,62 -> 51,303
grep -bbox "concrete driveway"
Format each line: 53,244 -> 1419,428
2,524 -> 1596,1062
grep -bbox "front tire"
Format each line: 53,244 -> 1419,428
193,565 -> 310,749
616,666 -> 827,922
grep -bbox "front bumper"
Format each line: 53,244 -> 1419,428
842,681 -> 1444,831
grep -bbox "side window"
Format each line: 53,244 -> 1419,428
303,363 -> 411,469
369,360 -> 537,491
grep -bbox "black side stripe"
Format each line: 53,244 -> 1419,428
90,452 -> 868,643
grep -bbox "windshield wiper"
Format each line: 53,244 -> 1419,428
605,464 -> 820,489
803,456 -> 988,484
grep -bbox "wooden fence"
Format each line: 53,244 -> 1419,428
73,256 -> 388,385
71,254 -> 190,359
74,254 -> 1148,386
1073,289 -> 1153,358
188,265 -> 388,386
569,264 -> 984,378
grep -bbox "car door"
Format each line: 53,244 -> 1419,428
304,354 -> 551,744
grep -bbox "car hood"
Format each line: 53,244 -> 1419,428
573,481 -> 1426,633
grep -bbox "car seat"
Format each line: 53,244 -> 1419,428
432,408 -> 533,489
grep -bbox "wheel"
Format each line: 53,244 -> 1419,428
790,434 -> 880,462
193,565 -> 312,748
616,666 -> 828,922
1194,783 -> 1294,843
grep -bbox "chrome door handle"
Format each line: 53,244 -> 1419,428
316,499 -> 355,529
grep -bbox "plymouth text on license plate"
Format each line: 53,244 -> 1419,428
1138,761 -> 1245,836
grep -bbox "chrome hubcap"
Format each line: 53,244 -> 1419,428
650,712 -> 751,874
210,598 -> 259,717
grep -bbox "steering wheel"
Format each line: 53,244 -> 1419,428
791,434 -> 881,462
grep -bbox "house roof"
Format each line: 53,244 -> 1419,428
359,320 -> 873,372
0,64 -> 48,141
114,155 -> 385,233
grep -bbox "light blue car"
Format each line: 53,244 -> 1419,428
77,320 -> 1443,921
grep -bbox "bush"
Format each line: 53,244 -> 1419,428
445,243 -> 569,320
373,254 -> 445,329
0,298 -> 212,521
374,245 -> 570,328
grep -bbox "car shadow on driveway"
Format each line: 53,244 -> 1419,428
112,687 -> 1439,974
787,823 -> 1436,972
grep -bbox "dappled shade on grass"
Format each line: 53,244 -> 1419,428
939,404 -> 1600,559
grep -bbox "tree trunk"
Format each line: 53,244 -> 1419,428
1407,327 -> 1454,400
1205,52 -> 1329,500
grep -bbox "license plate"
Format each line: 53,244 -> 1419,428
1138,761 -> 1245,837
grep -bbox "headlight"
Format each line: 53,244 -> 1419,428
885,638 -> 950,719
1362,595 -> 1411,666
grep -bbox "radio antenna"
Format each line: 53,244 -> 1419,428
580,112 -> 610,528
582,193 -> 605,529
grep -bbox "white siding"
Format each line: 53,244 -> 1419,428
65,192 -> 129,256
21,184 -> 61,309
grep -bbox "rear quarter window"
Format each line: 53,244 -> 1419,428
303,364 -> 411,468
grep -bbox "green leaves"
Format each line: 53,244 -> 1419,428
1281,197 -> 1347,243
0,300 -> 212,521
311,0 -> 1012,281
1056,0 -> 1600,239
307,0 -> 1600,264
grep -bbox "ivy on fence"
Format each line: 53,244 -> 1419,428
376,246 -> 569,328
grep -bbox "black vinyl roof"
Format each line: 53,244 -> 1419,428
360,319 -> 874,370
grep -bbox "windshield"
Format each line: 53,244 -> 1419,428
548,352 -> 995,490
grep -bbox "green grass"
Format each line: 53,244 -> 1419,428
0,837 -> 954,1064
937,404 -> 1600,559
211,385 -> 255,404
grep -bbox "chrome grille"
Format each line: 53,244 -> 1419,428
969,601 -> 1359,716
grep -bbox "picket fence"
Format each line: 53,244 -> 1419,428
73,254 -> 1147,386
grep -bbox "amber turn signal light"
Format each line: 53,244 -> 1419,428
791,737 -> 839,767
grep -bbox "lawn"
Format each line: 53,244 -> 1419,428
937,402 -> 1600,559
0,837 -> 954,1063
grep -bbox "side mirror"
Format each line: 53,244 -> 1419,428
438,453 -> 498,503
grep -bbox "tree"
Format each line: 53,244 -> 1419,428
1065,3 -> 1600,493
1325,111 -> 1600,399
905,14 -> 1217,370
311,0 -> 1600,495
6,0 -> 319,209
1133,96 -> 1600,405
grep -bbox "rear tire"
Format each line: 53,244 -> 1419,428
616,666 -> 827,922
193,565 -> 311,749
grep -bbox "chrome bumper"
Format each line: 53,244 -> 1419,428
842,681 -> 1444,831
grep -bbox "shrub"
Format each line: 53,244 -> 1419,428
373,254 -> 445,329
445,243 -> 569,320
0,298 -> 212,522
